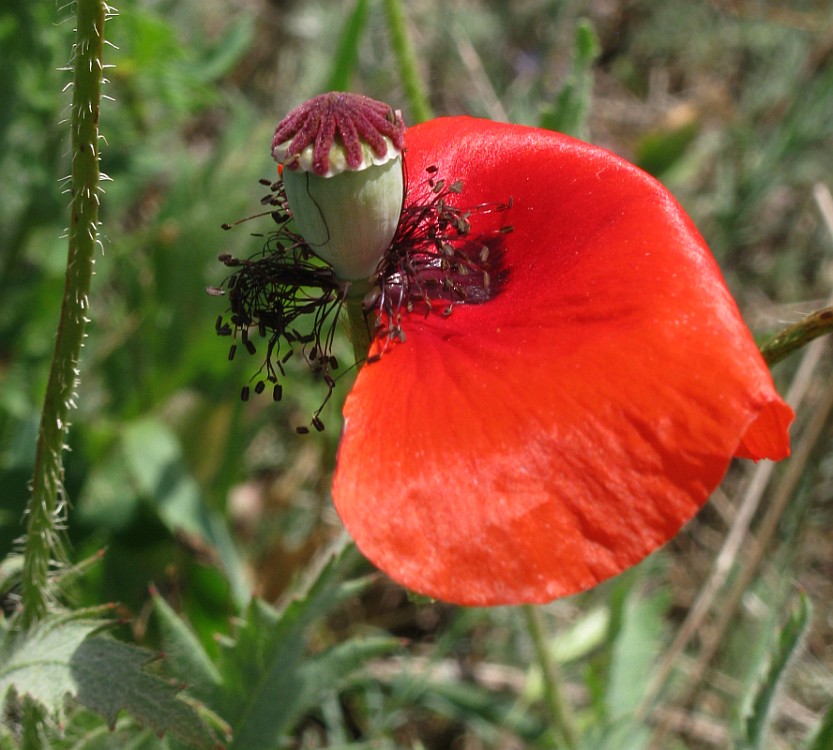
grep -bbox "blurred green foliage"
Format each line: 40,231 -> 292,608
2,0 -> 833,748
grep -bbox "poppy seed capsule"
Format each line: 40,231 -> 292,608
272,92 -> 406,281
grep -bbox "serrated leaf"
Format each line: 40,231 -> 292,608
210,541 -> 379,749
0,611 -> 220,749
0,610 -> 109,722
71,635 -> 219,749
49,709 -> 171,750
740,592 -> 811,750
151,590 -> 221,701
227,636 -> 400,750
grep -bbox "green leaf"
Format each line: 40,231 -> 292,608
205,541 -> 396,749
0,610 -> 108,723
539,19 -> 600,138
300,635 -> 402,705
739,592 -> 812,750
0,610 -> 219,749
324,0 -> 370,92
415,678 -> 546,743
120,416 -> 249,608
197,15 -> 255,83
38,709 -> 167,750
549,607 -> 609,664
605,585 -> 670,718
0,718 -> 13,750
581,719 -> 652,750
151,589 -> 222,702
70,636 -> 220,748
635,117 -> 700,178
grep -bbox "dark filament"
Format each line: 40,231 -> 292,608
211,166 -> 512,432
210,178 -> 347,431
368,167 -> 512,351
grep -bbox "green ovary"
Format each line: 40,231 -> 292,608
283,156 -> 404,281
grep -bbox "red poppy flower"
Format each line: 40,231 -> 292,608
331,116 -> 793,606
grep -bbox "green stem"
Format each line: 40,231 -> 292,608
382,0 -> 434,122
760,306 -> 833,366
21,0 -> 106,628
522,604 -> 579,750
344,281 -> 373,365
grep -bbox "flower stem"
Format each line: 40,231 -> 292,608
21,0 -> 106,628
760,306 -> 833,366
522,604 -> 579,750
344,281 -> 373,365
382,0 -> 434,123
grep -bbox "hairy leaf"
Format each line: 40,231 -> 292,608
0,611 -> 219,749
0,610 -> 109,722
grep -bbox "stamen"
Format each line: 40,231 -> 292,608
211,165 -> 512,431
211,177 -> 347,432
365,166 -> 512,353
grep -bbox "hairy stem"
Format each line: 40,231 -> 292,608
760,306 -> 833,366
21,0 -> 106,627
522,605 -> 579,750
382,0 -> 434,123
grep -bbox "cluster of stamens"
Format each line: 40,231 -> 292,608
366,167 -> 512,358
210,168 -> 512,432
210,178 -> 344,433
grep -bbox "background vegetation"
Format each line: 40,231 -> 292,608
1,0 -> 832,748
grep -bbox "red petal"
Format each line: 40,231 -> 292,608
735,400 -> 794,461
332,117 -> 793,606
